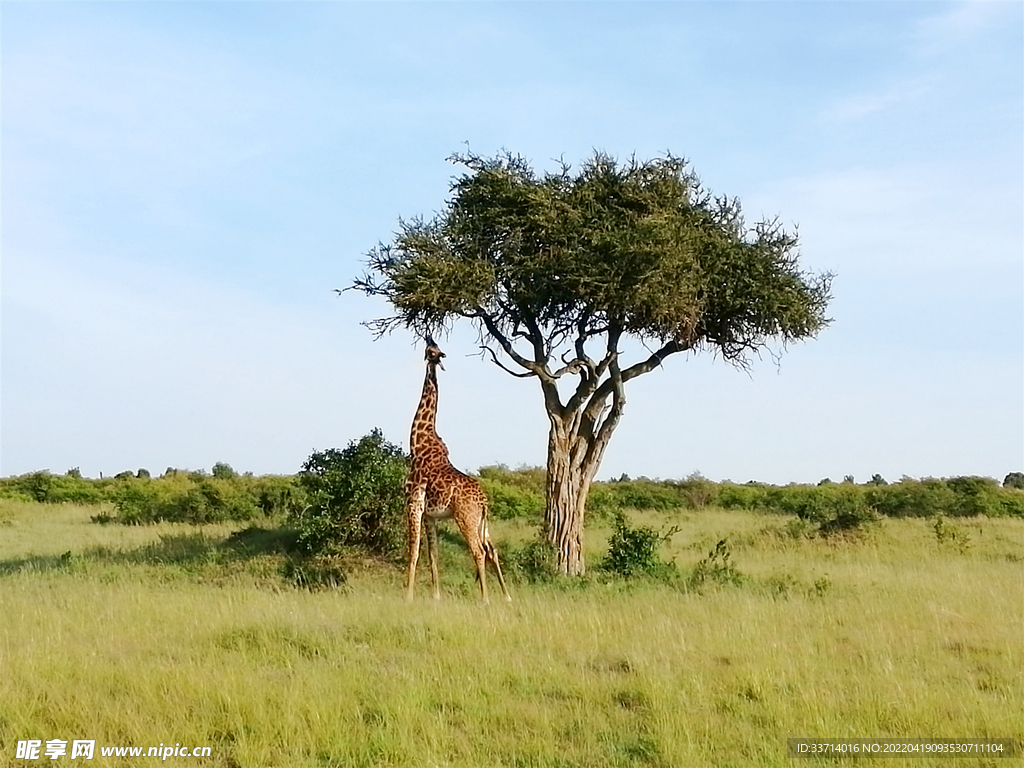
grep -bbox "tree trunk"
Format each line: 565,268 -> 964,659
521,324 -> 629,576
543,403 -> 618,575
544,422 -> 589,575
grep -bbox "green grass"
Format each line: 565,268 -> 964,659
0,501 -> 1021,767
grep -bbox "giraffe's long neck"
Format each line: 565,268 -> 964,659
410,361 -> 440,459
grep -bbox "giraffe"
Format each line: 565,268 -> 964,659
405,338 -> 511,604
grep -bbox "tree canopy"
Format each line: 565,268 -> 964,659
355,150 -> 832,374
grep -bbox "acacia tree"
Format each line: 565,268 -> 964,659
352,150 -> 832,575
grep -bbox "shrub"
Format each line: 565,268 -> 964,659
816,502 -> 881,538
254,476 -> 306,517
933,515 -> 971,552
945,476 -> 1002,517
1004,472 -> 1024,490
2,471 -> 107,505
600,512 -> 676,578
608,479 -> 686,511
716,482 -> 770,511
477,465 -> 547,519
994,492 -> 1024,517
212,462 -> 237,480
585,484 -> 616,517
478,465 -> 547,495
505,539 -> 559,583
677,472 -> 718,509
176,478 -> 261,523
109,478 -> 162,524
477,474 -> 544,520
292,430 -> 408,556
688,539 -> 744,589
109,473 -> 263,524
766,484 -> 878,537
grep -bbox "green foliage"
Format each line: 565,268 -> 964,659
588,477 -> 706,516
933,515 -> 971,553
590,472 -> 1024,523
0,471 -> 108,505
866,477 -> 957,518
504,539 -> 560,584
255,475 -> 306,517
292,430 -> 409,557
4,463 -> 1020,534
212,462 -> 238,480
677,472 -> 718,508
477,465 -> 545,519
1004,472 -> 1024,490
716,482 -> 771,511
600,512 -> 677,579
109,474 -> 268,524
478,464 -> 547,494
688,539 -> 744,590
356,151 -> 832,362
606,479 -> 684,511
769,483 -> 880,537
945,476 -> 1003,517
816,504 -> 881,538
711,476 -> 1022,521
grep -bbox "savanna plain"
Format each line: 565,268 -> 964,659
1,498 -> 1021,768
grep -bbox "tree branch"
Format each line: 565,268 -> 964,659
551,358 -> 592,379
474,306 -> 565,416
619,338 -> 692,383
481,345 -> 536,378
593,324 -> 625,450
472,308 -> 552,381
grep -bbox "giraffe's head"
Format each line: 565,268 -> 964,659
424,336 -> 446,371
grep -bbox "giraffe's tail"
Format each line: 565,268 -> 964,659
478,509 -> 492,547
478,505 -> 501,563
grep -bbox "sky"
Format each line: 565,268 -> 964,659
2,1 -> 1021,485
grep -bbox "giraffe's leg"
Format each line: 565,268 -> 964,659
426,517 -> 441,601
455,511 -> 489,604
475,549 -> 490,605
405,486 -> 426,601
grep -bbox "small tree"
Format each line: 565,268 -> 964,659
294,430 -> 408,556
353,150 -> 832,574
1003,472 -> 1024,490
211,462 -> 237,480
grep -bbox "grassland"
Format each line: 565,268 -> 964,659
0,500 -> 1021,767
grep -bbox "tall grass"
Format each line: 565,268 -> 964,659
0,500 -> 1020,767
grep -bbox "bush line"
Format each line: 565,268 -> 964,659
2,454 -> 1022,526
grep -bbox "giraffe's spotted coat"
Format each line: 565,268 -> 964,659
404,342 -> 511,604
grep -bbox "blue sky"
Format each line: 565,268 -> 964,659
2,1 -> 1021,484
